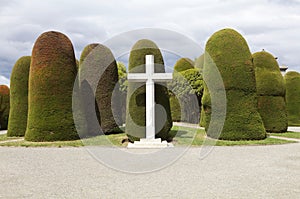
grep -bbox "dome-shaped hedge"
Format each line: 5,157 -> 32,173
125,39 -> 172,141
7,56 -> 31,136
202,28 -> 266,140
195,54 -> 204,71
253,51 -> 287,132
25,31 -> 79,141
170,68 -> 202,123
173,58 -> 194,73
79,43 -> 120,134
285,71 -> 300,126
0,85 -> 10,130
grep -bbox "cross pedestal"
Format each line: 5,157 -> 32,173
127,55 -> 173,148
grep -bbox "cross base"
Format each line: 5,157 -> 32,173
127,138 -> 174,149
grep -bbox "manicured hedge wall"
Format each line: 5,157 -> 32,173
202,28 -> 266,140
0,85 -> 10,130
253,51 -> 287,132
285,71 -> 300,126
25,31 -> 79,141
7,56 -> 31,136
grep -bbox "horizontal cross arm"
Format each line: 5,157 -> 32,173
127,74 -> 148,82
152,73 -> 173,82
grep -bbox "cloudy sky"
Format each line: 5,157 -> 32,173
0,0 -> 300,86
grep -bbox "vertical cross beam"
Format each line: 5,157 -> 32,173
146,55 -> 155,139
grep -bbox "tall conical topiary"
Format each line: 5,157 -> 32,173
195,54 -> 204,71
25,31 -> 79,141
169,68 -> 203,123
253,51 -> 287,132
285,71 -> 300,126
173,58 -> 194,73
126,39 -> 172,141
7,56 -> 31,136
0,85 -> 10,130
79,43 -> 120,134
203,28 -> 266,140
170,58 -> 195,122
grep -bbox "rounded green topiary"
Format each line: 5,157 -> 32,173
7,56 -> 31,136
0,85 -> 10,130
195,54 -> 204,71
25,31 -> 79,141
203,28 -> 266,140
253,51 -> 287,132
285,71 -> 300,126
169,68 -> 203,123
173,58 -> 194,73
79,43 -> 120,134
125,39 -> 172,141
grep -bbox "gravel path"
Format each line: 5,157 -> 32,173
0,143 -> 300,198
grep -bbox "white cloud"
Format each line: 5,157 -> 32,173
0,75 -> 10,87
0,0 -> 300,75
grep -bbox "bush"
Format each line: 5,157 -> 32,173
285,71 -> 300,126
173,58 -> 194,73
253,51 -> 287,132
79,43 -> 120,134
195,54 -> 204,71
25,31 -> 79,141
117,62 -> 128,125
125,39 -> 172,141
7,56 -> 31,136
0,85 -> 10,130
169,68 -> 203,123
202,28 -> 266,140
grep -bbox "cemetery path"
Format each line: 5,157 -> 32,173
0,142 -> 299,198
270,135 -> 300,142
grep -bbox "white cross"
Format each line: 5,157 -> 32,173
127,55 -> 172,139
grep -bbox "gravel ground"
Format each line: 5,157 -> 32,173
0,142 -> 299,199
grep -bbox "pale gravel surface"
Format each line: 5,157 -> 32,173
0,143 -> 300,199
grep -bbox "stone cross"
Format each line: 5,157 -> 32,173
127,55 -> 172,139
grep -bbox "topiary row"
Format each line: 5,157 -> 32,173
202,28 -> 266,140
253,51 -> 287,133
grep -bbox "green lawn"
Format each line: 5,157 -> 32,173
0,126 -> 296,147
269,132 -> 300,139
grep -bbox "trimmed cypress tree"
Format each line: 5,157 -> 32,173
25,31 -> 79,141
0,85 -> 10,130
125,39 -> 172,141
203,28 -> 266,140
79,43 -> 120,134
7,56 -> 31,136
253,51 -> 287,132
195,54 -> 204,71
173,58 -> 194,73
285,71 -> 300,126
169,68 -> 203,123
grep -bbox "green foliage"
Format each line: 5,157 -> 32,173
173,58 -> 194,73
203,28 -> 266,140
253,51 -> 287,132
169,68 -> 203,123
125,39 -> 172,141
0,85 -> 10,130
7,56 -> 31,136
117,62 -> 127,124
25,31 -> 79,142
195,54 -> 204,71
79,43 -> 120,134
285,71 -> 300,126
